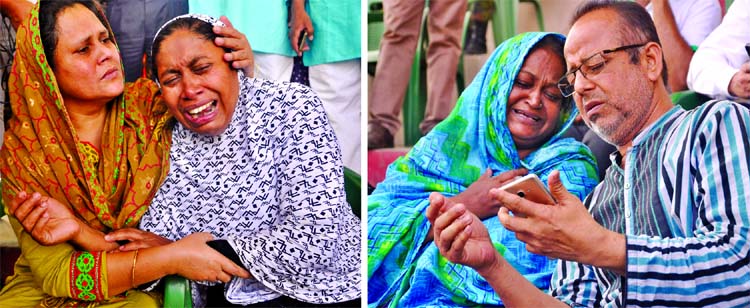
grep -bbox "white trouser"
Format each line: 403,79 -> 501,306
255,53 -> 362,173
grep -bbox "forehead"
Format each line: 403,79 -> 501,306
521,46 -> 564,76
564,9 -> 622,67
155,29 -> 221,66
55,4 -> 107,40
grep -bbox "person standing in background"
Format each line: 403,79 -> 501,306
635,0 -> 720,92
688,0 -> 750,101
104,0 -> 189,82
190,0 -> 362,174
368,0 -> 467,149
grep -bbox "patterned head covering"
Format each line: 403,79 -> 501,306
1,1 -> 172,230
367,32 -> 599,306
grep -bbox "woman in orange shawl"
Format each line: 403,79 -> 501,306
0,0 -> 251,306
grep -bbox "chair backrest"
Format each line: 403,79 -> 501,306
343,167 -> 361,218
670,90 -> 711,110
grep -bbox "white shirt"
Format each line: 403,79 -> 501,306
644,0 -> 721,47
688,0 -> 750,99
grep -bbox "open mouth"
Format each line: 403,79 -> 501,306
183,100 -> 218,125
513,108 -> 541,122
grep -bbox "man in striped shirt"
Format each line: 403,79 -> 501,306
426,1 -> 750,307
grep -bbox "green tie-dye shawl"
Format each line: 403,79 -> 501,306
367,32 -> 599,307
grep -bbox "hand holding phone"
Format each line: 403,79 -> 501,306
499,174 -> 556,205
297,29 -> 308,53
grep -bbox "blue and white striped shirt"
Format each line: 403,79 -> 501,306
550,101 -> 750,307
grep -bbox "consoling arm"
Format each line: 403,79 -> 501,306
5,192 -> 250,300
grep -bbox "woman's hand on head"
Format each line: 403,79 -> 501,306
105,228 -> 172,251
213,16 -> 254,78
449,168 -> 528,220
8,191 -> 81,246
169,233 -> 251,283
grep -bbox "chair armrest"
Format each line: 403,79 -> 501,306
343,167 -> 362,218
163,275 -> 192,308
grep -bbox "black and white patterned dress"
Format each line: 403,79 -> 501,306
139,76 -> 361,306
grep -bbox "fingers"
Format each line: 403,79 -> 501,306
28,209 -> 51,239
433,203 -> 467,234
196,232 -> 215,243
219,15 -> 234,29
12,192 -> 41,220
304,21 -> 314,40
547,170 -> 570,204
495,168 -> 528,184
105,228 -> 145,242
426,192 -> 446,222
116,241 -> 144,251
490,187 -> 533,215
440,212 -> 472,250
223,48 -> 251,64
8,190 -> 29,213
497,206 -> 534,234
20,201 -> 47,232
222,261 -> 251,280
480,168 -> 492,179
434,206 -> 473,257
215,36 -> 245,52
212,22 -> 239,40
216,271 -> 233,284
446,224 -> 471,261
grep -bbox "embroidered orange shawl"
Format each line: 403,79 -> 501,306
1,2 -> 172,231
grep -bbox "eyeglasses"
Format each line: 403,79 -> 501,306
557,43 -> 647,97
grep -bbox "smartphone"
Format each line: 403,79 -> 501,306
297,29 -> 308,51
206,239 -> 246,270
499,174 -> 556,204
745,43 -> 750,58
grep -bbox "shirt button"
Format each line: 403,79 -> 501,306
624,183 -> 631,189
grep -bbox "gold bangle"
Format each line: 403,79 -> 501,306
131,249 -> 139,288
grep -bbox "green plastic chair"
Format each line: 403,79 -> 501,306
163,275 -> 192,307
343,167 -> 362,218
670,90 -> 711,110
403,6 -> 430,146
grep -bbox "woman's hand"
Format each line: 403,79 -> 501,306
213,16 -> 254,77
169,233 -> 251,283
427,200 -> 502,274
448,168 -> 527,220
105,228 -> 172,251
8,191 -> 81,246
288,0 -> 314,56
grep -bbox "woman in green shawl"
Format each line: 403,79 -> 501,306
367,32 -> 599,306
